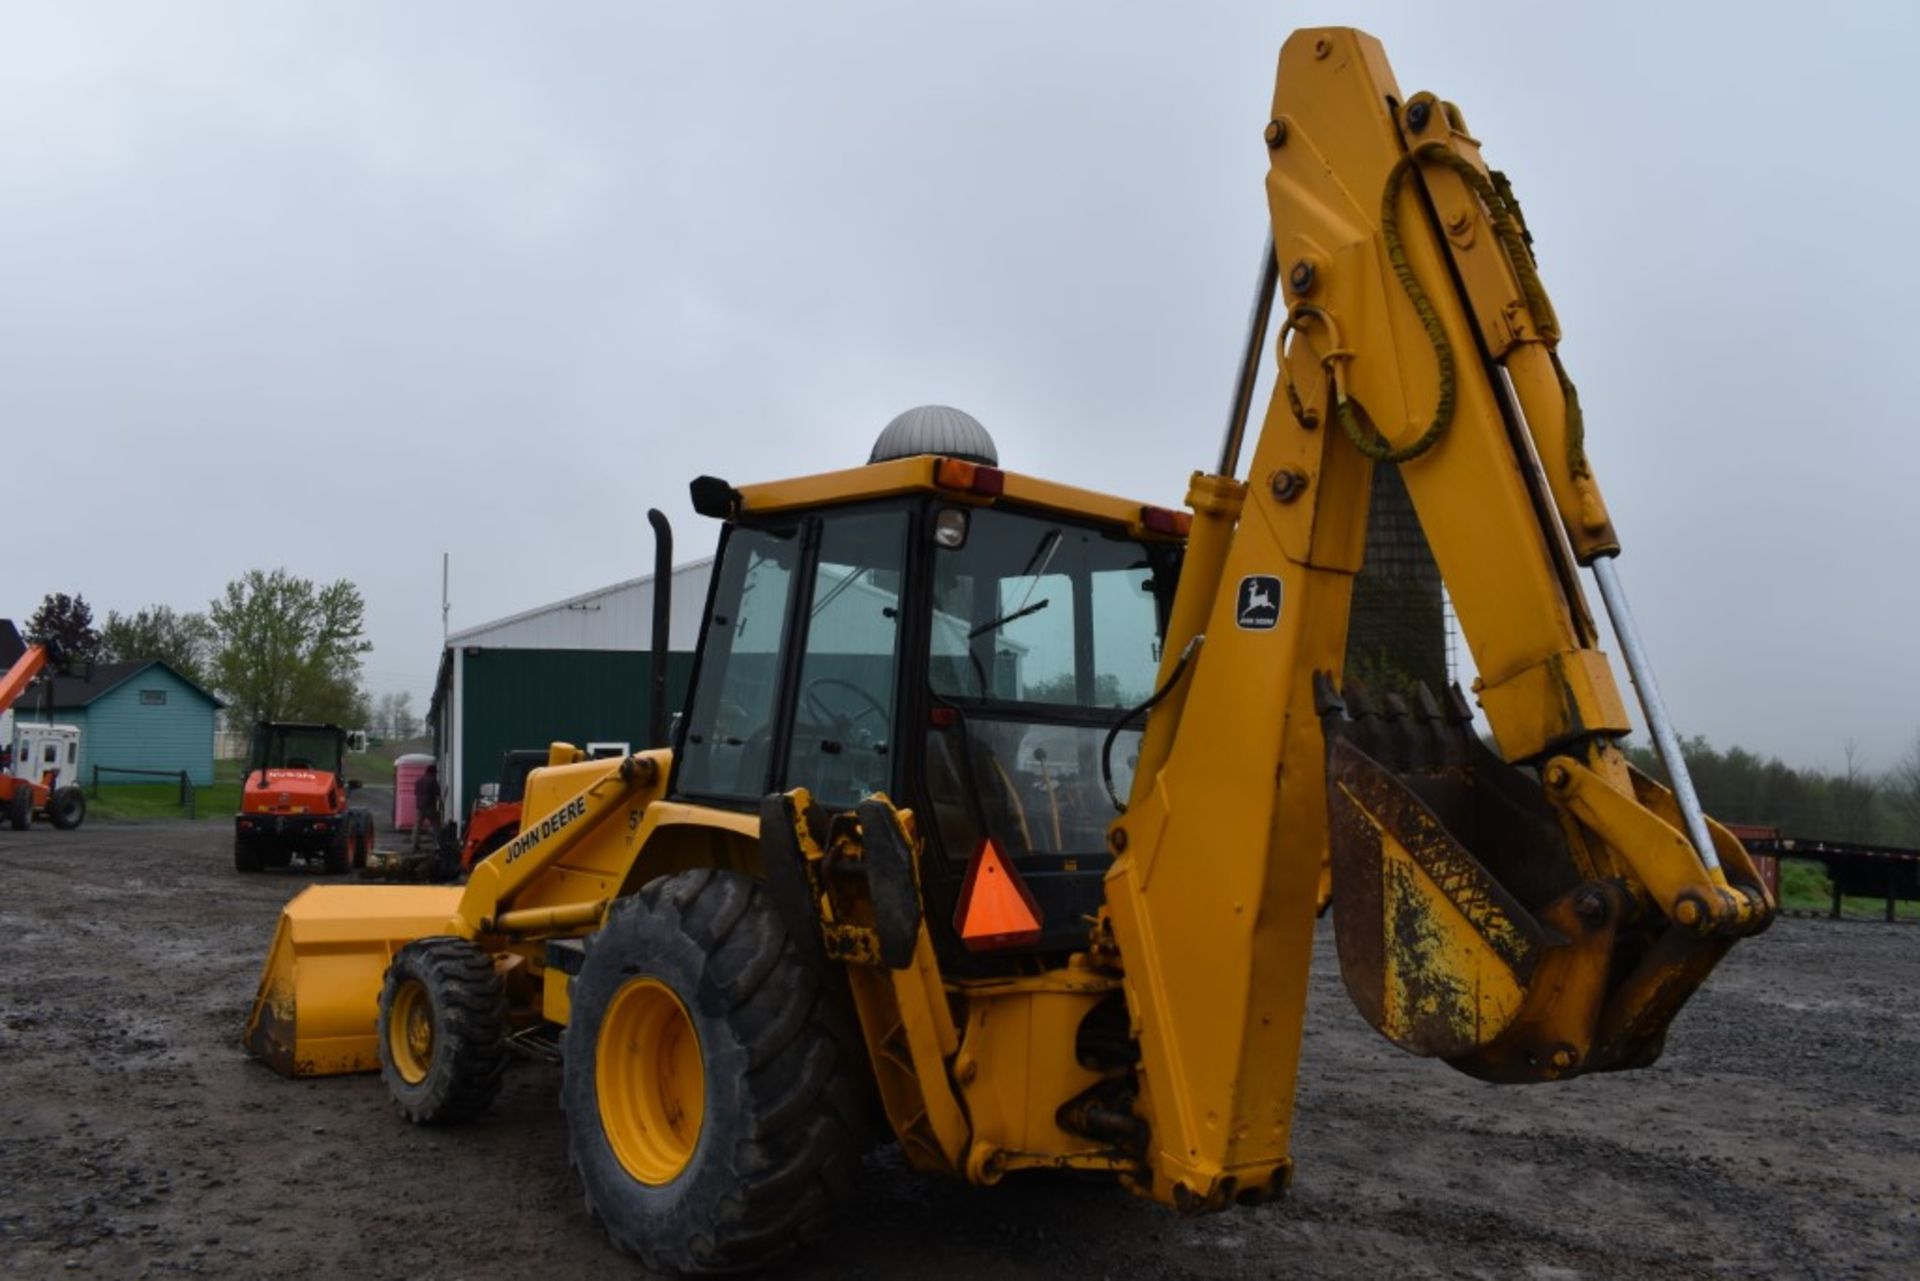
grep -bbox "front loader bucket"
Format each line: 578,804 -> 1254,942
243,884 -> 464,1078
1315,676 -> 1732,1084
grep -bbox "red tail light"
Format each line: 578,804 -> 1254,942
934,458 -> 1005,497
1140,505 -> 1192,536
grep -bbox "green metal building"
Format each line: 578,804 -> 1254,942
428,561 -> 712,824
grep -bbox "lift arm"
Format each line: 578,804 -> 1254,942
0,620 -> 58,717
1101,27 -> 1772,1211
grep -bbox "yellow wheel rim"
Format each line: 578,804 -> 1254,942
388,978 -> 434,1086
597,977 -> 705,1185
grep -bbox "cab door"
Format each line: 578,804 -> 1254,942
672,523 -> 805,806
777,508 -> 910,811
670,507 -> 911,812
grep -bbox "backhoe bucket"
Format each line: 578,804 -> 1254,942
243,884 -> 464,1077
1315,676 -> 1741,1083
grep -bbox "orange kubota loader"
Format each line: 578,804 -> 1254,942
244,29 -> 1771,1273
233,720 -> 375,875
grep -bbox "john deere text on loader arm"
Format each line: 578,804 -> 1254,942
244,27 -> 1770,1273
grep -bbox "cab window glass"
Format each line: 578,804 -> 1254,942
677,525 -> 800,798
929,511 -> 1171,711
1092,565 -> 1161,706
783,510 -> 908,809
923,507 -> 1179,859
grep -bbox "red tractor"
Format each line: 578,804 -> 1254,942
233,721 -> 373,874
457,748 -> 547,871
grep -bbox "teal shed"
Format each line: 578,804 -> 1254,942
22,660 -> 223,787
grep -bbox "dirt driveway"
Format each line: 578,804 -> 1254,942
1,819 -> 1915,1279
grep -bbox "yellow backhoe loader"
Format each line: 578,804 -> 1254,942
245,28 -> 1772,1273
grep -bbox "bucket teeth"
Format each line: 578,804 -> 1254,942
1412,681 -> 1444,724
1342,677 -> 1377,722
1319,674 -> 1483,778
1313,670 -> 1344,717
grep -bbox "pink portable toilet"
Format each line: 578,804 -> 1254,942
393,753 -> 437,830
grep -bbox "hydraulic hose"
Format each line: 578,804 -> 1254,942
1101,635 -> 1204,814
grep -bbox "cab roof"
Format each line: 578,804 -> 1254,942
706,455 -> 1188,542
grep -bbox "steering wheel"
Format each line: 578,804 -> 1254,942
712,699 -> 752,740
801,677 -> 889,741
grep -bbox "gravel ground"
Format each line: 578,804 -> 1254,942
1,817 -> 1915,1279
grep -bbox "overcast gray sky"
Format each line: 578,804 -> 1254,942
5,2 -> 1915,774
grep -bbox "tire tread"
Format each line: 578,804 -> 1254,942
377,937 -> 507,1124
564,869 -> 869,1273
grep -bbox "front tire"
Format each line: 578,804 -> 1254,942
561,869 -> 866,1274
376,937 -> 508,1124
234,832 -> 264,872
7,787 -> 29,831
47,786 -> 85,830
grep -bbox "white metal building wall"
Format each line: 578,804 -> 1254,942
446,558 -> 714,653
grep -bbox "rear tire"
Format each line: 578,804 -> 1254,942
561,869 -> 867,1274
234,832 -> 264,873
47,786 -> 85,830
323,826 -> 351,875
377,937 -> 508,1124
7,788 -> 29,831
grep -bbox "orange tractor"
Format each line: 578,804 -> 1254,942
0,620 -> 87,832
457,748 -> 548,872
233,720 -> 373,874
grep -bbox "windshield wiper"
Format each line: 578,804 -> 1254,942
967,597 -> 1050,640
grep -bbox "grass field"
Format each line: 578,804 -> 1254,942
349,745 -> 401,784
84,746 -> 411,823
1778,856 -> 1920,921
87,758 -> 241,822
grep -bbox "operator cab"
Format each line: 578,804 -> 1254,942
248,722 -> 349,783
8,723 -> 79,791
668,414 -> 1185,966
490,749 -> 549,807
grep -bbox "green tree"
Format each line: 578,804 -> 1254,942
1889,731 -> 1920,845
1623,731 -> 1918,843
1830,739 -> 1879,842
25,592 -> 101,664
100,605 -> 216,685
372,690 -> 420,739
208,570 -> 373,727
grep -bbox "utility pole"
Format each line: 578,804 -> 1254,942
442,552 -> 450,642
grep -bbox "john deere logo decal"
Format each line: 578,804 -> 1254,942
1236,575 -> 1282,630
503,796 -> 588,863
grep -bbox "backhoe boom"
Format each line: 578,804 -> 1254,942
1101,26 -> 1770,1208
